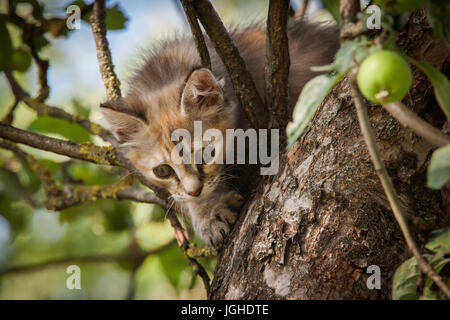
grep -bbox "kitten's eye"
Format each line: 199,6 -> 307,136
153,164 -> 174,179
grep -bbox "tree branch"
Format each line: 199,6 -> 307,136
295,0 -> 310,19
23,25 -> 50,102
4,71 -> 118,146
0,240 -> 174,276
0,139 -> 64,207
339,0 -> 363,42
1,98 -> 19,124
90,0 -> 122,101
180,0 -> 211,70
89,0 -> 212,293
350,73 -> 450,299
0,123 -> 122,166
383,101 -> 450,147
265,0 -> 290,126
191,0 -> 267,129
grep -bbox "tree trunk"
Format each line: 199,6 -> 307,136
210,11 -> 450,300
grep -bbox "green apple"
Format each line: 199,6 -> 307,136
374,0 -> 426,13
357,50 -> 412,104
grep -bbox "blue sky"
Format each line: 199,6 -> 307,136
0,0 -> 329,126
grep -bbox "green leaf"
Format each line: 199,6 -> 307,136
410,59 -> 450,120
105,4 -> 128,30
28,116 -> 92,143
286,73 -> 344,147
11,48 -> 32,72
393,251 -> 450,300
0,18 -> 13,71
322,0 -> 341,23
16,0 -> 44,21
312,38 -> 375,74
81,3 -> 128,31
427,144 -> 450,189
71,99 -> 91,118
422,254 -> 450,300
68,163 -> 116,185
31,34 -> 49,51
158,243 -> 190,291
392,256 -> 421,300
426,0 -> 450,49
426,228 -> 450,254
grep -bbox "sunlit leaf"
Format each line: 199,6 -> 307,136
158,243 -> 190,291
426,228 -> 450,254
286,73 -> 344,147
68,163 -> 117,185
16,0 -> 44,21
11,48 -> 32,72
28,116 -> 92,143
81,3 -> 128,31
427,144 -> 450,189
392,256 -> 421,300
105,4 -> 128,30
311,38 -> 374,74
411,59 -> 450,120
422,254 -> 450,300
322,0 -> 341,23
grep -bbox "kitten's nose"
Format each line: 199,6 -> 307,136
187,185 -> 203,197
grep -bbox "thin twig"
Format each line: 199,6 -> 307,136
2,98 -> 19,124
0,240 -> 174,276
90,0 -> 121,101
191,0 -> 267,129
0,123 -> 122,166
180,0 -> 211,69
339,0 -> 362,42
350,74 -> 450,299
295,0 -> 309,19
4,71 -> 118,146
4,3 -> 49,101
265,0 -> 290,126
383,101 -> 450,147
0,139 -> 64,205
24,26 -> 50,102
89,0 -> 212,294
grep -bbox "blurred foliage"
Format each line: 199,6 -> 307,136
393,228 -> 450,300
0,0 -> 244,300
0,0 -> 335,301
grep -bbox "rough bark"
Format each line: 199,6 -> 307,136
210,11 -> 450,300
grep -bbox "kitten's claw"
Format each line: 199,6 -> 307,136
224,190 -> 244,209
200,207 -> 238,248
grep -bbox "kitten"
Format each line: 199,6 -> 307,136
100,19 -> 339,248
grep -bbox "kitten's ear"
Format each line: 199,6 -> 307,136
100,99 -> 147,143
181,68 -> 224,112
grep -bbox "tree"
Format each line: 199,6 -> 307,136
0,0 -> 449,300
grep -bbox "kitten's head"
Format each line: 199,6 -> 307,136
101,68 -> 236,202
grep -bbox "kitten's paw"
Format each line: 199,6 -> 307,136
200,207 -> 238,248
224,190 -> 244,209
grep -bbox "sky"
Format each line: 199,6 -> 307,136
0,0 -> 279,127
0,0 -> 338,130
